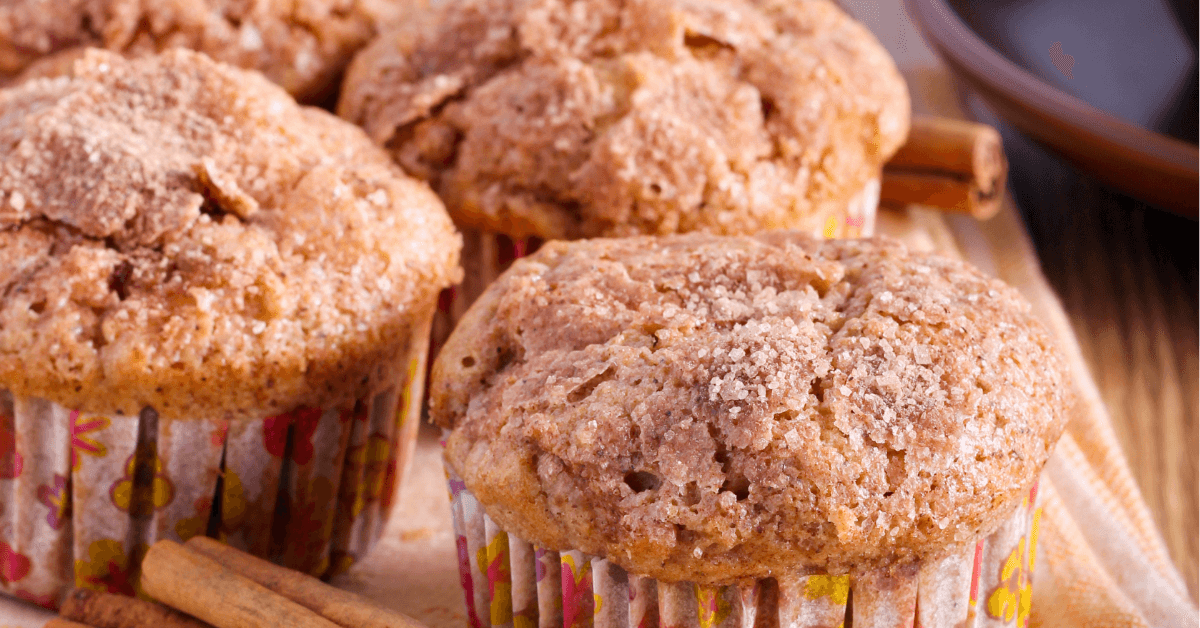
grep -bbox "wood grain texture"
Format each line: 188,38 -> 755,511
1001,123 -> 1199,600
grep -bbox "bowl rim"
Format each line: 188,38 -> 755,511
905,0 -> 1198,207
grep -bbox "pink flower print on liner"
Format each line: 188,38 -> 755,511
457,535 -> 484,628
263,414 -> 291,458
263,407 -> 323,463
449,477 -> 468,500
379,454 -> 400,514
37,474 -> 70,530
636,606 -> 658,628
75,539 -> 142,597
15,588 -> 55,609
478,532 -> 513,626
289,408 -> 323,465
695,585 -> 733,628
0,541 -> 32,585
535,548 -> 548,583
211,421 -> 230,448
70,411 -> 109,471
561,554 -> 595,628
628,577 -> 659,628
968,540 -> 985,613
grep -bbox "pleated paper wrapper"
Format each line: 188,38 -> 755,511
0,312 -> 434,611
445,461 -> 1043,628
430,180 -> 881,366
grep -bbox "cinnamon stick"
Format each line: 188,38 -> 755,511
186,536 -> 428,628
60,588 -> 214,628
141,540 -> 341,628
881,115 -> 1008,219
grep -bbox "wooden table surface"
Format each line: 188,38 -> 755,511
997,122 -> 1199,600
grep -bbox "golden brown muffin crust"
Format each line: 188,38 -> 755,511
431,234 -> 1070,584
339,0 -> 910,240
0,0 -> 416,101
0,49 -> 461,421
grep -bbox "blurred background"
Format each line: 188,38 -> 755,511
846,0 -> 1199,600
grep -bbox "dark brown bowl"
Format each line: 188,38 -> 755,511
906,0 -> 1199,218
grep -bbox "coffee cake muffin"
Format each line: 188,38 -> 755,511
0,49 -> 460,608
430,234 -> 1070,628
340,0 -> 911,374
341,0 -> 908,239
0,0 -> 416,102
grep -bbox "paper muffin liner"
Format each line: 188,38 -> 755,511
429,178 -> 881,377
0,311 -> 434,610
444,459 -> 1043,628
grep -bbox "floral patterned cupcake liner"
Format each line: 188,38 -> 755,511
0,312 -> 434,610
445,458 -> 1042,628
428,179 -> 881,385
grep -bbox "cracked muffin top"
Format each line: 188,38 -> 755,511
0,49 -> 461,421
0,0 -> 415,102
430,233 -> 1070,584
338,0 -> 910,240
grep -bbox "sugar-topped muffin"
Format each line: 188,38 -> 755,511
431,233 -> 1069,585
0,49 -> 461,606
0,0 -> 415,101
0,49 -> 460,421
339,0 -> 910,240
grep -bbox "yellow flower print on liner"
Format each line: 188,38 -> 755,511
109,453 -> 174,515
560,553 -> 594,628
986,522 -> 1039,628
823,216 -> 840,239
70,411 -> 109,471
694,584 -> 733,628
74,539 -> 147,598
478,531 -> 513,626
803,574 -> 851,606
397,355 -> 423,428
799,574 -> 850,628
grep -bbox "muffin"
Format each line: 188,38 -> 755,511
338,0 -> 911,356
430,234 -> 1070,628
0,49 -> 460,609
0,0 -> 416,102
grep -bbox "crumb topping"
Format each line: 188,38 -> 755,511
0,0 -> 415,101
431,233 -> 1070,583
339,0 -> 910,239
0,50 -> 461,420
